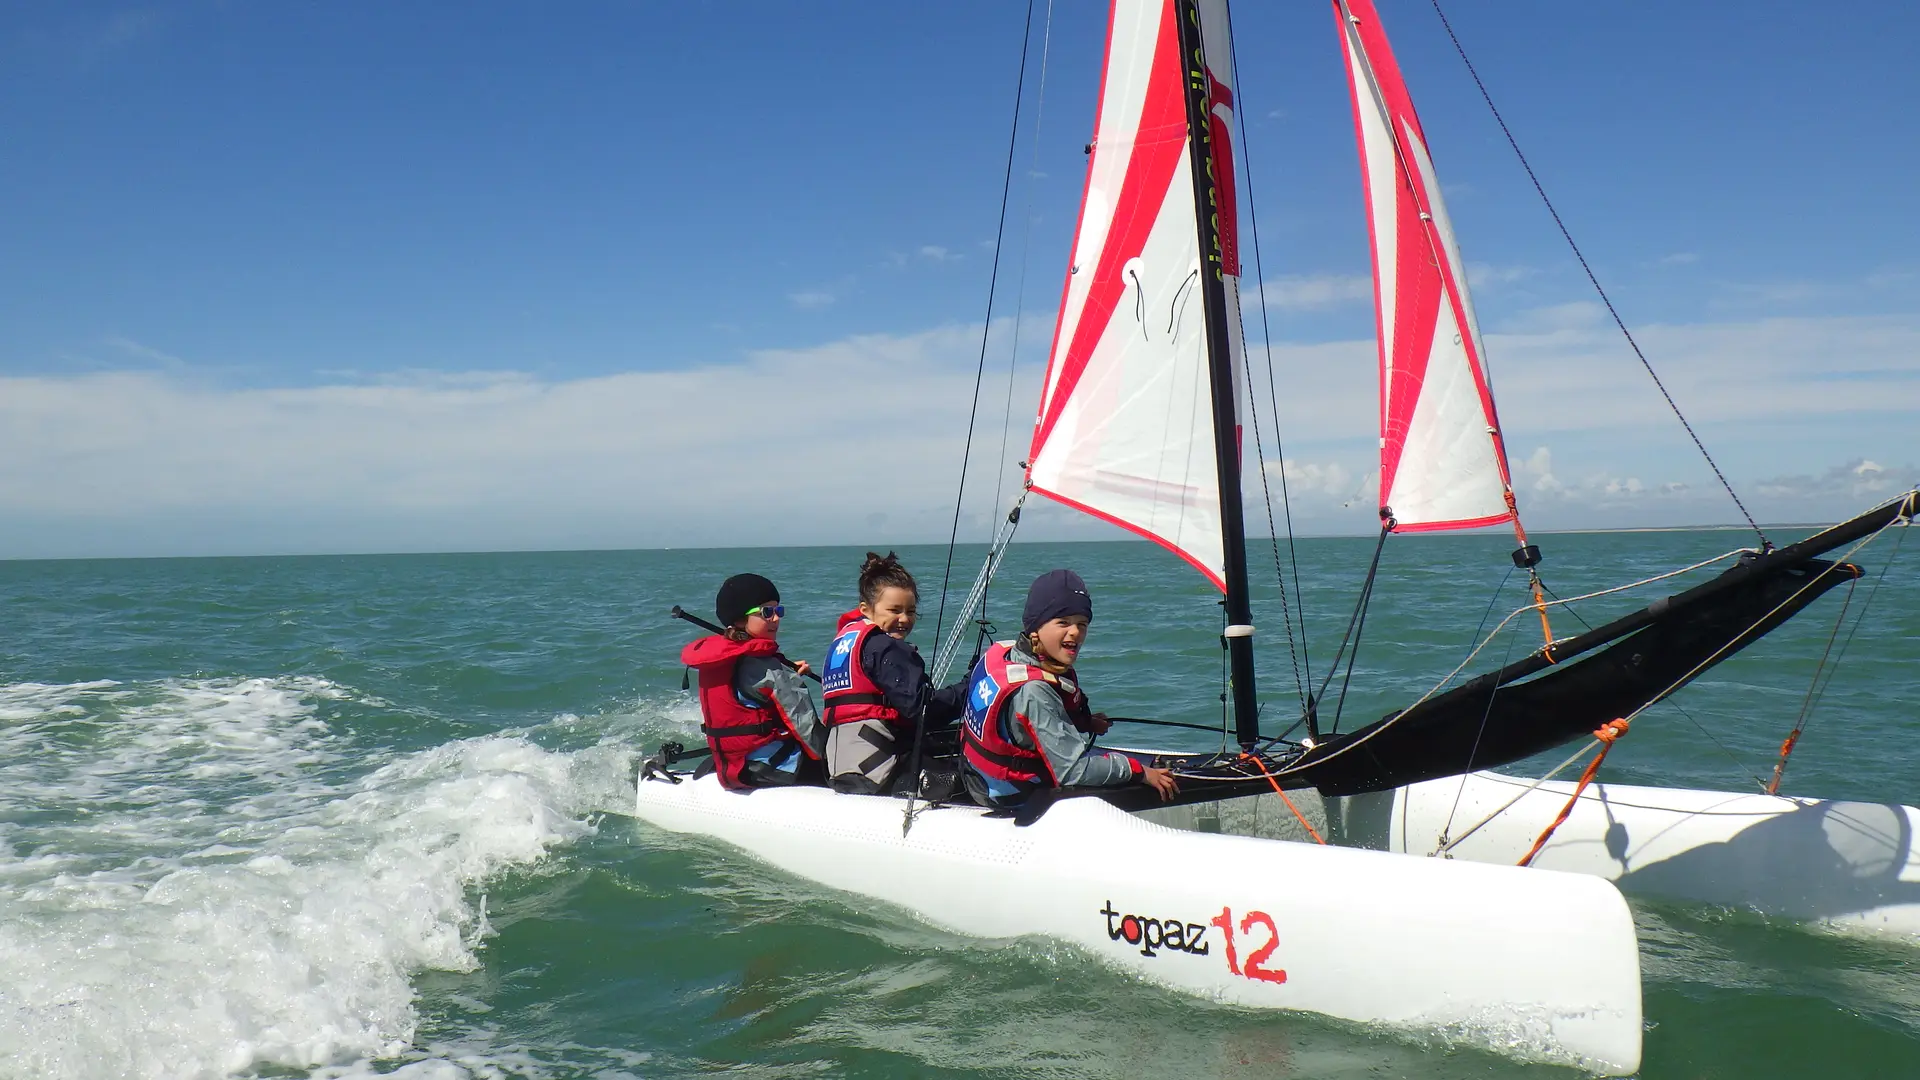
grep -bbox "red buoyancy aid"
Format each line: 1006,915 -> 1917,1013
681,634 -> 813,790
820,610 -> 903,728
960,641 -> 1091,797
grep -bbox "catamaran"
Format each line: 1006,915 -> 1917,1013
636,1 -> 1917,1073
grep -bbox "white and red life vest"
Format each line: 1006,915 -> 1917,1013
960,641 -> 1091,797
821,611 -> 904,728
681,634 -> 815,790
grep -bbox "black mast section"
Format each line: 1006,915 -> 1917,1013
1174,0 -> 1259,750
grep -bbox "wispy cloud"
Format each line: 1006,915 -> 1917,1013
1714,280 -> 1826,306
883,245 -> 964,269
1756,459 -> 1914,501
1254,273 -> 1372,311
1465,263 -> 1535,288
1657,252 -> 1701,266
105,336 -> 187,367
787,289 -> 836,310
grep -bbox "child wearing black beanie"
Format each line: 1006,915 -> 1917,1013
956,570 -> 1178,807
677,573 -> 825,789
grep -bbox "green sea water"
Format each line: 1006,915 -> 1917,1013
1,527 -> 1915,1079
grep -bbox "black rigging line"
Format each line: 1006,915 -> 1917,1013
983,0 -> 1055,633
1426,0 -> 1767,549
988,0 -> 1055,540
930,0 -> 1037,654
1226,20 -> 1310,709
1439,586 -> 1521,845
1318,523 -> 1392,734
1789,518 -> 1911,749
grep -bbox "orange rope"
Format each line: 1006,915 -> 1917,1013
1506,493 -> 1555,653
1766,730 -> 1801,796
1528,575 -> 1556,658
1516,718 -> 1629,867
1242,754 -> 1325,845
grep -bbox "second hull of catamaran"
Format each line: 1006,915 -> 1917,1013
1342,772 -> 1920,936
634,770 -> 1644,1075
1148,776 -> 1920,937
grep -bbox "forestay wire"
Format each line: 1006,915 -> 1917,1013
929,0 -> 1038,659
1427,0 -> 1767,547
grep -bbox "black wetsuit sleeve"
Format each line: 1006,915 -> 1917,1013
861,632 -> 929,717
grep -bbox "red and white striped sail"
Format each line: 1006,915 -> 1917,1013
1335,0 -> 1517,532
1028,0 -> 1245,589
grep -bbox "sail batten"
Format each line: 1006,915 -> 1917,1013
1336,0 -> 1515,533
1028,0 -> 1243,589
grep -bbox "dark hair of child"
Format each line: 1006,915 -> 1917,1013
858,551 -> 918,605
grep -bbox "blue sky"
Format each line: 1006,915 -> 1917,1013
2,1 -> 1916,558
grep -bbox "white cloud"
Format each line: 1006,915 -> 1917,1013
1513,446 -> 1561,494
1657,252 -> 1701,266
1465,263 -> 1535,288
5,305 -> 1916,556
1254,273 -> 1372,311
0,323 -> 1050,557
788,289 -> 836,310
917,245 -> 957,263
1243,306 -> 1919,529
1260,459 -> 1373,504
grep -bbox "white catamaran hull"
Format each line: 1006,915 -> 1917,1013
1328,772 -> 1920,936
635,771 -> 1644,1074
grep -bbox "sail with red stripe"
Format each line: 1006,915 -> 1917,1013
1335,0 -> 1517,533
1026,0 -> 1245,590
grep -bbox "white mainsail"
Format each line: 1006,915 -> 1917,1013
1027,0 -> 1245,589
1335,0 -> 1517,532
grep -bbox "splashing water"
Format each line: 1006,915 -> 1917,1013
0,677 -> 620,1079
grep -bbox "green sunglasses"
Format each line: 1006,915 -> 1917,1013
745,603 -> 785,619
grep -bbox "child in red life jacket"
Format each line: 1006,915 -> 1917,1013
820,552 -> 967,794
680,573 -> 826,790
959,569 -> 1179,808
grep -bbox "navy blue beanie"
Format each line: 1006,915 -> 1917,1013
1022,569 -> 1093,634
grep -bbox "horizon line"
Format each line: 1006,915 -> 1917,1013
0,520 -> 1846,565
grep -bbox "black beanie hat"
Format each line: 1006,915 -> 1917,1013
716,573 -> 780,627
1022,569 -> 1093,634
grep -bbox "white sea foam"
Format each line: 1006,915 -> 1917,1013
0,677 -> 618,1080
